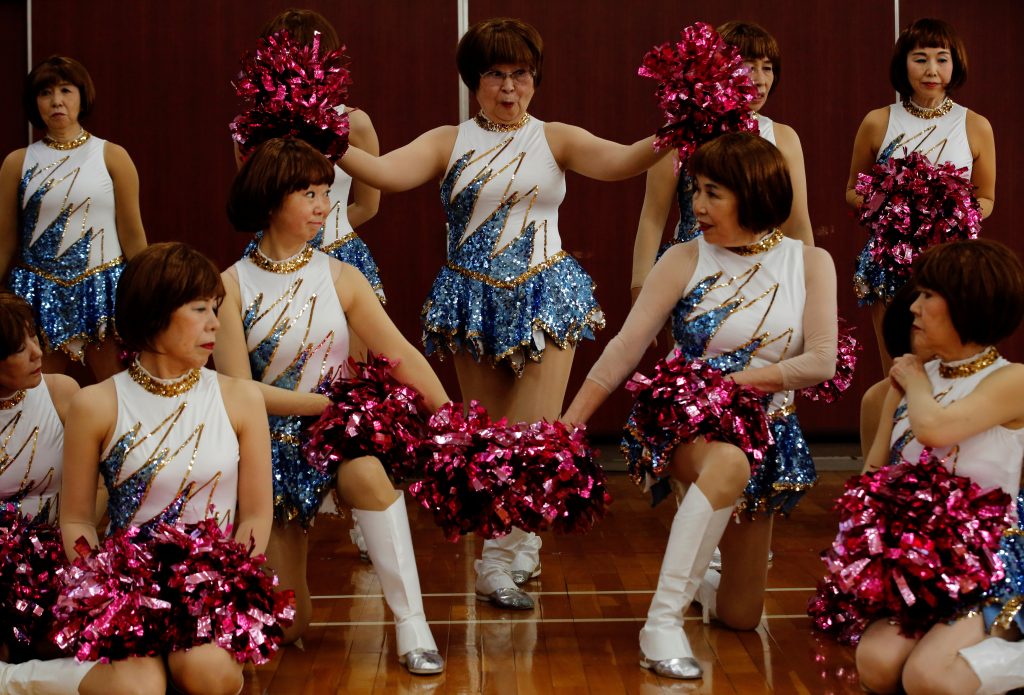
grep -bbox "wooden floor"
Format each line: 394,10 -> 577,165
241,470 -> 864,694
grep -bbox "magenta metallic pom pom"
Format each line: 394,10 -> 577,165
304,353 -> 431,483
408,403 -> 609,542
0,505 -> 67,648
624,353 -> 773,479
638,22 -> 759,170
230,29 -> 352,161
810,458 -> 1011,643
855,150 -> 982,298
798,318 -> 861,403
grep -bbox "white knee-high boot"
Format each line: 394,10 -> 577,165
352,494 -> 443,674
0,658 -> 93,694
960,636 -> 1024,695
639,485 -> 733,678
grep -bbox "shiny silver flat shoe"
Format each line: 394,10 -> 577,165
476,586 -> 535,610
639,654 -> 703,680
399,648 -> 445,675
509,563 -> 541,586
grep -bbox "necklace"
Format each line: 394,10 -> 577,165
42,129 -> 91,150
0,390 -> 26,409
726,227 -> 783,256
249,243 -> 313,273
474,111 -> 531,133
938,346 -> 999,379
128,358 -> 201,397
902,97 -> 954,120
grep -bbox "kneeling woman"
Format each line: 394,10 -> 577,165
215,138 -> 447,674
564,133 -> 837,679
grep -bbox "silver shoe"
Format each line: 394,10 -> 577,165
509,564 -> 541,586
399,648 -> 445,675
640,654 -> 703,680
476,586 -> 535,610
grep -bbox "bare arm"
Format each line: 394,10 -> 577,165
104,142 -> 147,259
545,122 -> 667,181
845,108 -> 889,209
346,109 -> 381,229
631,154 -> 678,295
43,373 -> 80,423
335,262 -> 448,410
211,268 -> 329,416
338,125 -> 457,193
773,123 -> 814,246
219,375 -> 273,555
0,149 -> 27,281
863,385 -> 901,473
966,110 -> 996,219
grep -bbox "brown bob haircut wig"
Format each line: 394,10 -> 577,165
227,138 -> 334,233
717,21 -> 781,93
24,56 -> 96,130
456,17 -> 543,92
260,7 -> 341,53
0,291 -> 38,361
115,243 -> 226,353
688,132 -> 792,233
890,18 -> 968,99
913,239 -> 1024,346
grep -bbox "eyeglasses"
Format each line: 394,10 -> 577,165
479,68 -> 534,86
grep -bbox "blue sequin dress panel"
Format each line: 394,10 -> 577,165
854,102 -> 973,305
11,138 -> 124,360
0,381 -> 63,522
422,116 -> 604,372
981,492 -> 1024,633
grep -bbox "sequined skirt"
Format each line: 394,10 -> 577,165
421,254 -> 605,375
622,410 -> 816,515
270,415 -> 336,527
853,237 -> 903,306
8,261 -> 122,361
977,494 -> 1024,634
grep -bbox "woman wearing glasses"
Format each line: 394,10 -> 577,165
340,17 -> 666,610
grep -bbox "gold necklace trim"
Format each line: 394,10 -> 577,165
902,97 -> 954,120
42,129 -> 91,150
249,244 -> 314,274
474,111 -> 531,133
0,390 -> 27,409
938,346 -> 999,379
726,227 -> 783,256
128,359 -> 201,397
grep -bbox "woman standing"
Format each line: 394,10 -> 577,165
847,18 -> 995,372
0,56 -> 146,380
564,133 -> 837,679
340,17 -> 667,610
215,138 -> 446,674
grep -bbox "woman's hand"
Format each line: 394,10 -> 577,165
888,353 -> 927,394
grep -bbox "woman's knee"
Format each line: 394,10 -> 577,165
715,598 -> 763,631
855,636 -> 905,694
337,456 -> 396,509
86,658 -> 166,695
170,648 -> 244,695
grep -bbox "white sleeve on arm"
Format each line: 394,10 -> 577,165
586,243 -> 698,393
776,247 -> 839,390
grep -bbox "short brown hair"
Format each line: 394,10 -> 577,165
116,243 -> 226,353
259,8 -> 341,53
717,21 -> 781,93
688,133 -> 792,232
24,56 -> 96,130
890,18 -> 968,99
456,18 -> 543,91
227,138 -> 334,233
913,239 -> 1024,346
0,291 -> 38,360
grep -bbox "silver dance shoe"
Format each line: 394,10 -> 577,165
476,586 -> 535,610
399,649 -> 445,675
639,654 -> 703,680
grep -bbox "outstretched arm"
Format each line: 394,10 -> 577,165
346,108 -> 381,228
545,122 -> 667,181
338,125 -> 457,193
631,154 -> 678,297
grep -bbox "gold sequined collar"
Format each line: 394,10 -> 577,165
128,359 -> 201,397
248,244 -> 314,274
0,390 -> 27,409
938,346 -> 999,379
474,111 -> 531,133
902,97 -> 954,120
725,227 -> 783,256
42,130 -> 91,150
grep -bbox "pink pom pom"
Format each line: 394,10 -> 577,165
798,318 -> 862,403
855,150 -> 982,298
230,30 -> 352,161
638,22 -> 759,171
0,505 -> 67,649
809,458 -> 1011,644
304,353 -> 431,482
